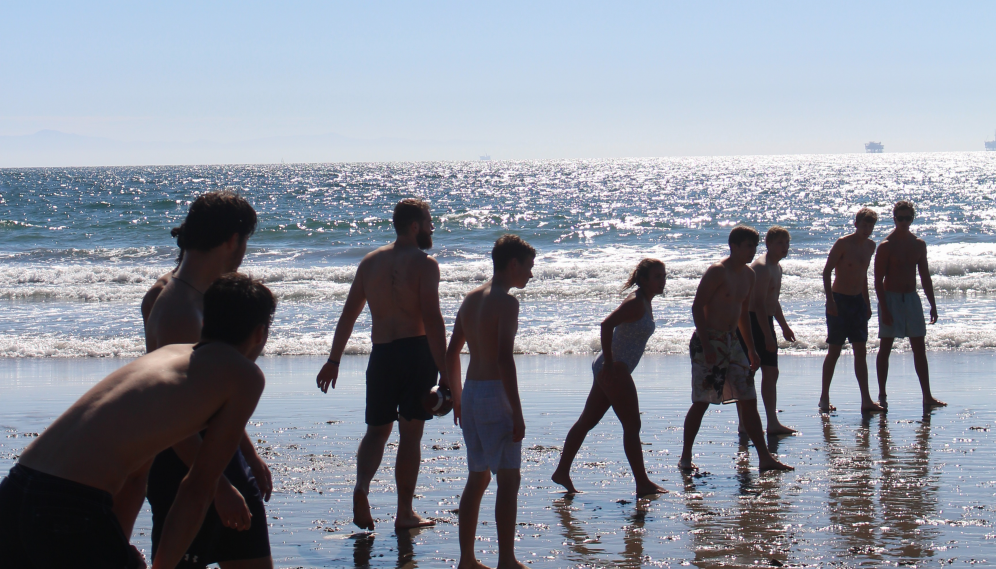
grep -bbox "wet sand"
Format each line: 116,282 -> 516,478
2,351 -> 995,568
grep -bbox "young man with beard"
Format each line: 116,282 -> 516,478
0,273 -> 276,569
145,191 -> 274,569
819,208 -> 884,413
317,198 -> 450,531
874,201 -> 946,410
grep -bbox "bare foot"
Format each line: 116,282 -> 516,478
924,398 -> 947,408
395,511 -> 435,530
458,558 -> 493,569
818,398 -> 836,413
678,458 -> 698,471
861,401 -> 885,413
758,457 -> 794,471
551,470 -> 579,493
496,559 -> 529,569
878,394 -> 888,411
636,481 -> 667,497
353,487 -> 374,530
766,423 -> 797,436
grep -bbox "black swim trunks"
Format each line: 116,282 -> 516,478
365,335 -> 439,426
0,464 -> 142,569
749,311 -> 778,368
826,292 -> 870,345
147,446 -> 270,568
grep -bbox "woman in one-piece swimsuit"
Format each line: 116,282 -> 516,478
552,258 -> 668,496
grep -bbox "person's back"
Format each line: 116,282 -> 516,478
142,269 -> 175,326
360,242 -> 433,342
145,275 -> 202,351
460,282 -> 513,380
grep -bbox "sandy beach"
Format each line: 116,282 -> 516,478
3,351 -> 995,568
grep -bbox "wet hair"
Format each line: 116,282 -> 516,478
392,199 -> 430,235
728,225 -> 760,247
492,234 -> 536,271
623,258 -> 665,291
171,191 -> 257,252
855,207 -> 879,225
765,226 -> 790,245
201,273 -> 277,345
893,200 -> 915,218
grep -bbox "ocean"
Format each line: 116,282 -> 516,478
2,152 -> 996,358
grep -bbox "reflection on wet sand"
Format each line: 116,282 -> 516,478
821,411 -> 939,565
552,493 -> 660,567
680,438 -> 792,567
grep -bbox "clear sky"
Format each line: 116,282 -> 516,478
2,1 -> 995,165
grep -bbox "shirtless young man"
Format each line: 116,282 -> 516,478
446,234 -> 535,569
874,201 -> 946,410
316,198 -> 450,531
0,274 -> 276,569
819,208 -> 884,413
746,226 -> 797,435
145,191 -> 275,569
679,226 -> 792,472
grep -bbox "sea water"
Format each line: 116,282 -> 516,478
2,152 -> 996,358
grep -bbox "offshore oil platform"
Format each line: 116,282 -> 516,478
865,141 -> 884,153
986,131 -> 996,151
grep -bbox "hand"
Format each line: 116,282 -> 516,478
452,400 -> 462,427
881,307 -> 893,326
512,412 -> 526,443
214,482 -> 252,531
317,361 -> 339,393
703,342 -> 718,366
244,453 -> 272,502
748,349 -> 761,371
826,299 -> 838,317
929,306 -> 938,324
782,326 -> 796,343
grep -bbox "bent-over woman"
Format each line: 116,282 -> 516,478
552,258 -> 667,496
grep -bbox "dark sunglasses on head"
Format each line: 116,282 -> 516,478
895,215 -> 914,222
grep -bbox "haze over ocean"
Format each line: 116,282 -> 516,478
2,152 -> 996,358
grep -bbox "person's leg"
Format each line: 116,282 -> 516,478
353,423 -> 393,530
605,373 -> 664,495
457,470 -> 492,569
820,345 -> 842,412
876,337 -> 894,408
852,343 -> 883,411
679,402 -> 710,470
736,399 -> 793,471
395,417 -> 434,529
552,381 -> 611,493
495,468 -> 527,569
760,365 -> 795,435
909,336 -> 946,408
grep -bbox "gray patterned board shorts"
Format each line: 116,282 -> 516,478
690,329 -> 757,404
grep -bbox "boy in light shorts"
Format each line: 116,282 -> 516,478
446,234 -> 536,569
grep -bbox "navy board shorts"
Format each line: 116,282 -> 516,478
0,464 -> 142,569
749,311 -> 778,367
148,445 -> 270,568
365,335 -> 439,426
826,292 -> 870,346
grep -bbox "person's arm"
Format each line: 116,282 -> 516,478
917,241 -> 938,324
863,244 -> 873,319
419,257 -> 450,388
691,266 -> 722,365
738,269 -> 760,370
751,265 -> 777,351
445,307 -> 466,427
497,297 -> 524,442
239,432 -> 271,501
112,459 -> 153,538
151,366 -> 265,569
599,294 -> 646,380
874,242 -> 892,325
170,433 -> 251,530
823,241 -> 843,316
317,264 -> 367,392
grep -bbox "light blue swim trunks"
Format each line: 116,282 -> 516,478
878,291 -> 927,339
461,380 -> 521,474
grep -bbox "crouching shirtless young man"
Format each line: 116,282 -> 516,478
0,274 -> 276,569
679,226 -> 793,473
